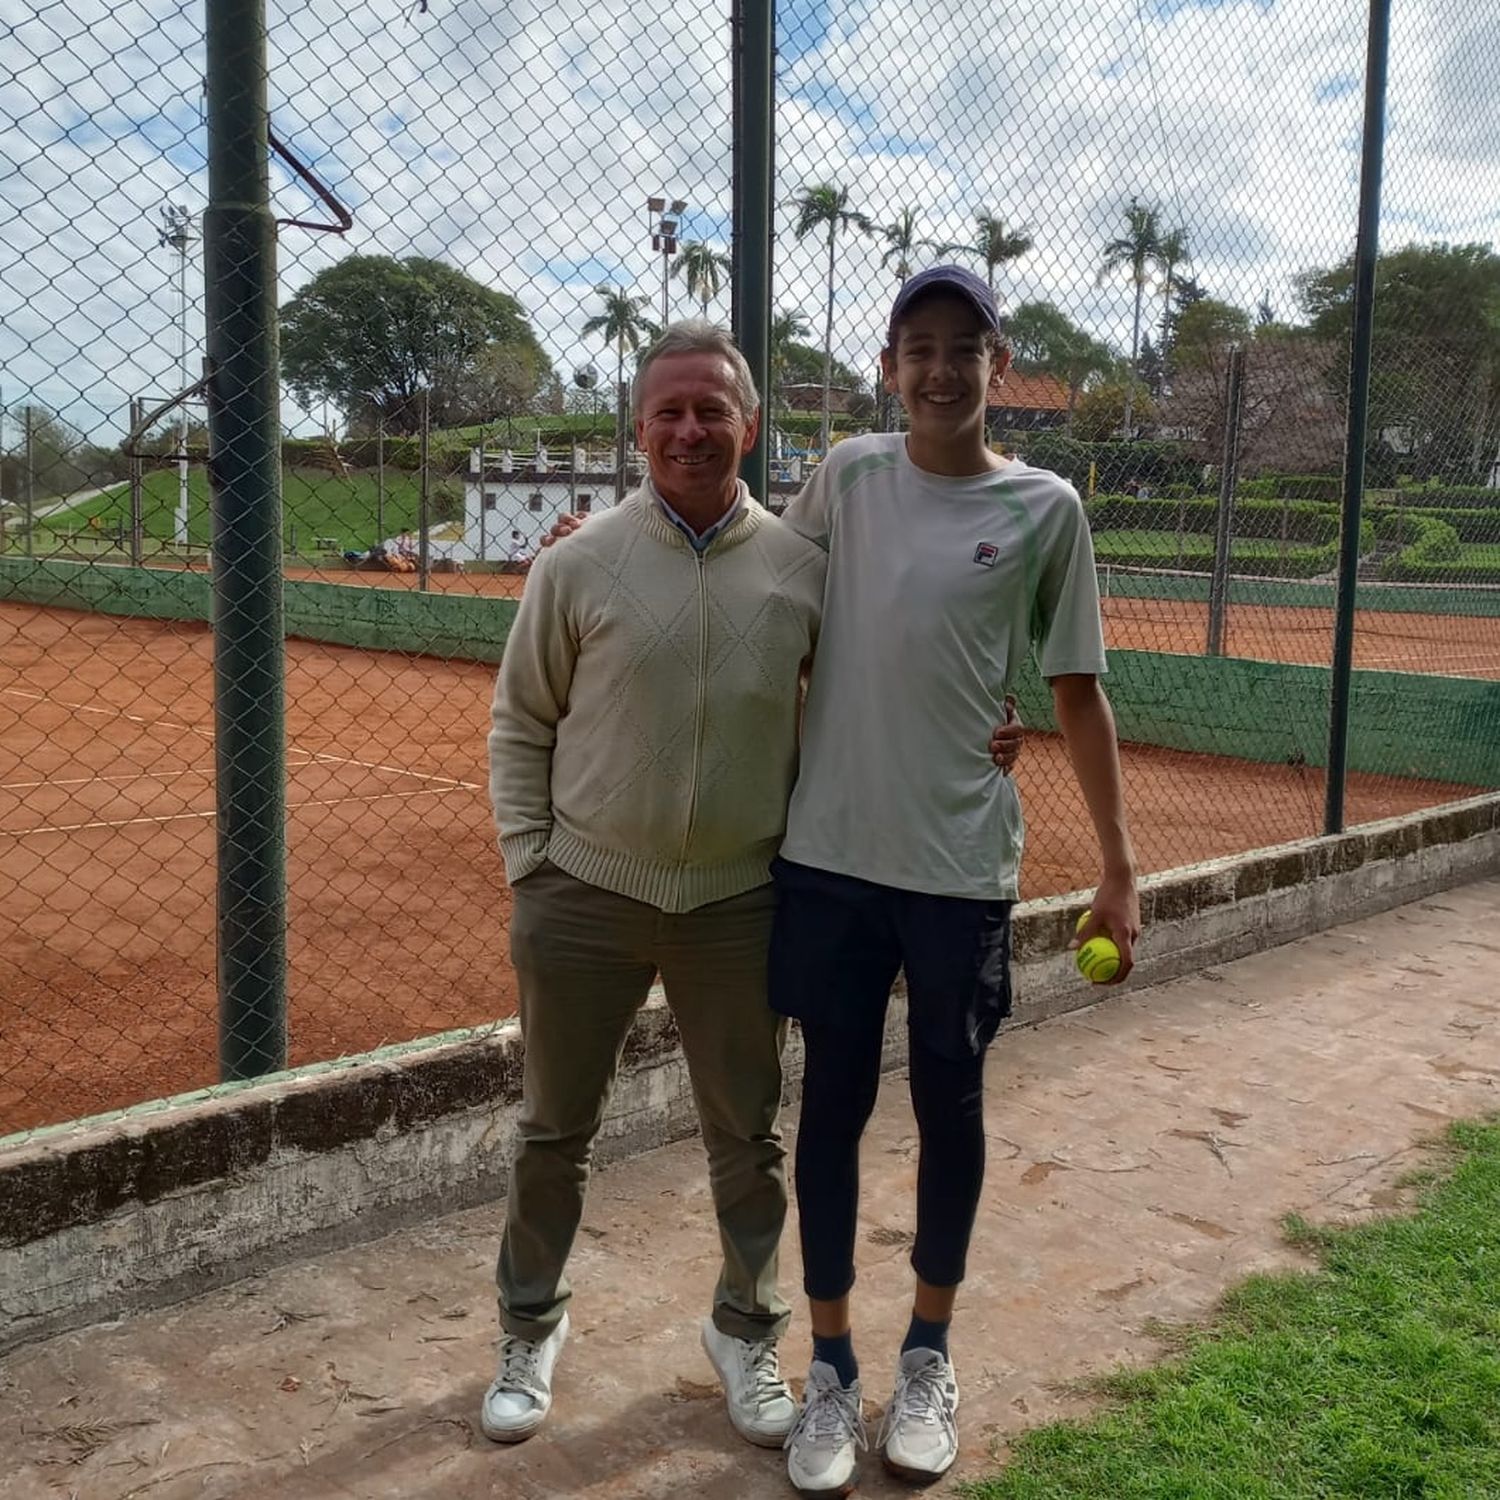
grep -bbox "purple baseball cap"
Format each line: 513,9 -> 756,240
886,263 -> 1002,346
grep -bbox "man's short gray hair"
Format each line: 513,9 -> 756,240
632,321 -> 760,420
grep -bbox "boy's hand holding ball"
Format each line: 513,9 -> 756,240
1074,909 -> 1123,985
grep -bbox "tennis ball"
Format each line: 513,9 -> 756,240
1076,936 -> 1121,984
1075,908 -> 1092,935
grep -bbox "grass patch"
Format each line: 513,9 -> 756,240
963,1119 -> 1500,1500
31,467 -> 464,552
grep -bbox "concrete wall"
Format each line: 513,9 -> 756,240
3,792 -> 1497,1354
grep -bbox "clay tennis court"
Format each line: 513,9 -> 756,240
0,589 -> 1487,1133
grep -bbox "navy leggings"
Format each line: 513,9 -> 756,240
795,1014 -> 988,1299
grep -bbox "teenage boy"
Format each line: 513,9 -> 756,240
773,265 -> 1140,1495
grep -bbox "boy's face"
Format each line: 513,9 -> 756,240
880,292 -> 1011,434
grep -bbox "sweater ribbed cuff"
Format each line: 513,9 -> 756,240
499,828 -> 551,886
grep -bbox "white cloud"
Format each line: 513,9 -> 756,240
1,0 -> 1495,443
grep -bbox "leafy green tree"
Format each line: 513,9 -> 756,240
1173,299 -> 1252,371
792,182 -> 871,454
581,284 -> 659,408
1005,300 -> 1117,423
1299,242 -> 1500,480
280,255 -> 549,434
1098,199 -> 1166,437
670,242 -> 732,317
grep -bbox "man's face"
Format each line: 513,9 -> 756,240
635,352 -> 760,511
880,293 -> 1011,433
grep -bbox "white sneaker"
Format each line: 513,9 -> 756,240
700,1318 -> 797,1447
878,1346 -> 960,1481
479,1311 -> 570,1443
784,1360 -> 867,1496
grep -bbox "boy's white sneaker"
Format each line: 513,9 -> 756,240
878,1346 -> 960,1481
479,1311 -> 570,1443
784,1359 -> 867,1496
700,1318 -> 797,1446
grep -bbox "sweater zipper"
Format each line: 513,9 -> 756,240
679,548 -> 709,865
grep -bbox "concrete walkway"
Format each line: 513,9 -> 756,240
5,878 -> 1499,1500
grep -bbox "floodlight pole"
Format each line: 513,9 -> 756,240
1325,0 -> 1391,835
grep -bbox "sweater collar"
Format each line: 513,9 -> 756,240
636,478 -> 760,553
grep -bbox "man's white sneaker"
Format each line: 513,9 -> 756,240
878,1346 -> 960,1481
700,1319 -> 797,1447
479,1311 -> 570,1443
784,1360 -> 867,1496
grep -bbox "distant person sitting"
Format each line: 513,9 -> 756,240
506,531 -> 533,567
396,530 -> 418,561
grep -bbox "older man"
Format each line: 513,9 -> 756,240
484,322 -> 826,1448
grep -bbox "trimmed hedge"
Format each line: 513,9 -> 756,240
1379,514 -> 1463,579
1086,495 -> 1369,550
1383,484 -> 1500,509
1378,559 -> 1500,584
1094,536 -> 1339,577
1371,506 -> 1500,545
1261,473 -> 1344,502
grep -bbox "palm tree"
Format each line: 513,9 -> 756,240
1155,225 -> 1190,390
962,210 -> 1033,291
770,309 -> 812,417
792,182 -> 871,455
879,208 -> 923,284
1098,198 -> 1166,439
670,241 -> 732,318
581,282 -> 657,429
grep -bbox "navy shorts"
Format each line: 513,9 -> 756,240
768,857 -> 1013,1062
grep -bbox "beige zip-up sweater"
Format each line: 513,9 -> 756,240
488,482 -> 826,913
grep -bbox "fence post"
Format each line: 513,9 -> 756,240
418,389 -> 430,590
1325,0 -> 1392,836
129,396 -> 144,565
376,414 -> 385,544
204,0 -> 287,1079
1206,344 -> 1246,656
23,405 -> 35,558
731,0 -> 773,503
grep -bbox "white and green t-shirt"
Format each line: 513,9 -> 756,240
780,432 -> 1106,901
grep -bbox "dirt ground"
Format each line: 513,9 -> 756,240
0,592 -> 1487,1134
3,880 -> 1498,1499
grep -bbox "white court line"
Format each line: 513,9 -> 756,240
305,749 -> 481,791
1,783 -> 474,840
3,687 -> 481,790
1,686 -> 215,741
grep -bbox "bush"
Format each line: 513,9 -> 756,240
1263,473 -> 1343,502
1085,495 -> 1358,548
1235,477 -> 1279,500
1391,484 -> 1500,509
1019,433 -> 1201,494
1093,538 -> 1339,578
1372,507 -> 1500,545
1379,514 -> 1463,578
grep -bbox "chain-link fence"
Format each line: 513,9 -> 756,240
2,0 -> 1497,1135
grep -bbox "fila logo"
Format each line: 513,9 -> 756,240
973,542 -> 999,567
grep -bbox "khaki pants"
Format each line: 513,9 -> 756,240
498,862 -> 790,1343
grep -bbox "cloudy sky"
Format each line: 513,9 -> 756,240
2,0 -> 1497,444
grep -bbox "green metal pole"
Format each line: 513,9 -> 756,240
1325,0 -> 1390,835
204,0 -> 287,1078
732,0 -> 773,503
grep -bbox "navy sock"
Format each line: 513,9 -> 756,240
901,1313 -> 950,1359
812,1331 -> 859,1388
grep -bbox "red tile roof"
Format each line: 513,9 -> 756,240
990,371 -> 1070,413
